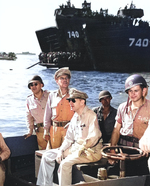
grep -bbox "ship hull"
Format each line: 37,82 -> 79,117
36,23 -> 150,72
84,23 -> 150,72
35,2 -> 150,72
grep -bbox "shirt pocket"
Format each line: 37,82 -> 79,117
51,102 -> 57,117
29,105 -> 38,115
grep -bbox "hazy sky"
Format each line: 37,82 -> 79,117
0,0 -> 149,55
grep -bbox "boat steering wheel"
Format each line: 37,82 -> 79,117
101,146 -> 143,177
101,146 -> 143,161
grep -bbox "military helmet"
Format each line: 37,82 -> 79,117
125,74 -> 148,93
99,90 -> 112,102
28,75 -> 44,89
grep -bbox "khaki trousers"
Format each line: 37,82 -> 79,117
36,127 -> 48,150
58,143 -> 102,186
50,126 -> 67,149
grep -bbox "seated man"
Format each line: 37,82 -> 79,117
37,89 -> 102,186
0,133 -> 10,186
93,90 -> 117,143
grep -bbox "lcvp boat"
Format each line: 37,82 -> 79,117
4,135 -> 150,186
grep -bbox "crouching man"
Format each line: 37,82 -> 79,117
0,133 -> 10,186
37,89 -> 102,186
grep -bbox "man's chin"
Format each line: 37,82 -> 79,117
71,107 -> 75,111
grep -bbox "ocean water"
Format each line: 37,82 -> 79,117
0,54 -> 150,137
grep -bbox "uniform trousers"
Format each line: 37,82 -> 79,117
36,127 -> 48,150
36,143 -> 102,186
50,126 -> 67,149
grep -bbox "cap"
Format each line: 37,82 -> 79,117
67,89 -> 88,100
54,67 -> 71,80
99,90 -> 112,102
28,75 -> 44,89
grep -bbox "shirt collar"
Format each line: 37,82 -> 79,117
32,90 -> 44,100
56,88 -> 69,98
74,106 -> 88,118
127,99 -> 147,113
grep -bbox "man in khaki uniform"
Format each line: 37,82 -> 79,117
0,133 -> 10,186
25,75 -> 50,150
110,74 -> 150,176
43,67 -> 75,149
37,89 -> 102,186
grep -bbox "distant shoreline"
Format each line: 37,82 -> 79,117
16,52 -> 36,55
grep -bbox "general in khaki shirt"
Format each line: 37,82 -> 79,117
44,89 -> 75,149
37,106 -> 102,186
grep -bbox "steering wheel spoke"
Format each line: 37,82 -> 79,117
102,145 -> 143,161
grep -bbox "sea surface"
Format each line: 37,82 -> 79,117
1,54 -> 150,138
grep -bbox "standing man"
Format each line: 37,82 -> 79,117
110,74 -> 150,176
43,67 -> 75,149
93,90 -> 117,143
37,89 -> 102,186
0,133 -> 10,186
25,75 -> 50,150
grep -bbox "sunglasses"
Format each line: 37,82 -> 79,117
68,98 -> 76,103
30,82 -> 38,87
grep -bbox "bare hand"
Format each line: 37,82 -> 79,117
78,145 -> 85,156
142,150 -> 149,157
43,134 -> 50,142
108,149 -> 117,165
56,151 -> 63,164
24,133 -> 32,139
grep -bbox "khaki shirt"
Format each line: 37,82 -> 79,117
44,88 -> 75,134
60,106 -> 102,151
26,90 -> 50,134
116,99 -> 150,139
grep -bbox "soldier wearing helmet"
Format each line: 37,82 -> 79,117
25,75 -> 50,150
110,74 -> 150,176
43,67 -> 75,149
93,90 -> 117,143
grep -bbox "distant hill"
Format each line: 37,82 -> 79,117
16,52 -> 36,55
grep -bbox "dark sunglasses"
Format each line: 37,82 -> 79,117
30,82 -> 38,87
68,98 -> 76,103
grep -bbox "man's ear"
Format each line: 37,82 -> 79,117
142,87 -> 148,97
80,99 -> 85,105
56,79 -> 58,85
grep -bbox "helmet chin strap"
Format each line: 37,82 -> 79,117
126,96 -> 130,114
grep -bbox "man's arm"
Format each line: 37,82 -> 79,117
43,94 -> 52,138
24,100 -> 34,138
0,134 -> 10,161
111,121 -> 121,146
139,122 -> 150,154
108,121 -> 121,164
